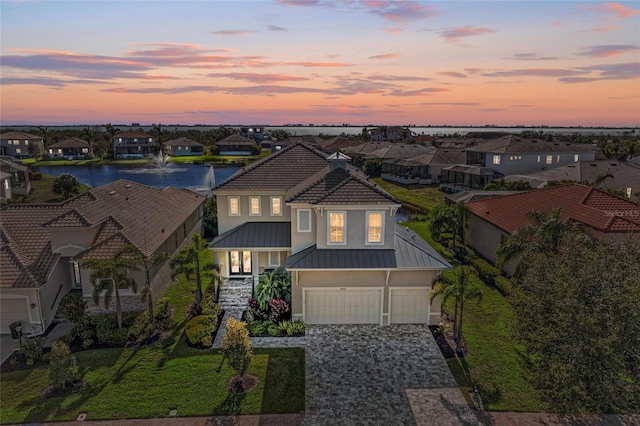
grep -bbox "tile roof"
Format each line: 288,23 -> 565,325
165,136 -> 203,147
466,183 -> 640,235
0,131 -> 43,140
218,134 -> 254,146
113,131 -> 152,139
216,143 -> 329,191
467,134 -> 599,154
286,165 -> 399,205
48,137 -> 90,149
210,222 -> 291,249
286,226 -> 451,270
527,160 -> 640,189
0,180 -> 205,288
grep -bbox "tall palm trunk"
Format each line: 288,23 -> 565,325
114,283 -> 123,328
455,299 -> 465,353
146,268 -> 154,323
195,254 -> 202,309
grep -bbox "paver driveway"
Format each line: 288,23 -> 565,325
303,324 -> 478,426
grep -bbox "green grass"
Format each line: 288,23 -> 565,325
405,221 -> 544,412
11,174 -> 92,204
373,178 -> 445,213
0,345 -> 304,423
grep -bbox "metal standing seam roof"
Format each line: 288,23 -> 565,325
209,222 -> 292,249
286,225 -> 451,270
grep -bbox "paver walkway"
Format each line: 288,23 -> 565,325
303,324 -> 479,426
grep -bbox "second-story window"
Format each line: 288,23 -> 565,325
271,196 -> 282,216
250,196 -> 261,216
367,212 -> 383,244
546,155 -> 553,165
229,196 -> 240,216
492,155 -> 501,165
328,211 -> 346,244
297,209 -> 311,232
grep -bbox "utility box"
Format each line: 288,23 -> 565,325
9,321 -> 22,339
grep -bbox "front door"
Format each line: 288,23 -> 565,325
229,251 -> 252,275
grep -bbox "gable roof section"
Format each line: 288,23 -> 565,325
0,131 -> 43,141
286,165 -> 399,205
466,183 -> 640,235
394,225 -> 452,269
165,136 -> 203,147
210,222 -> 291,249
49,137 -> 90,149
216,143 -> 328,191
467,134 -> 598,154
218,134 -> 254,146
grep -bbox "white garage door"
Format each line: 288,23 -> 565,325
0,298 -> 29,334
390,288 -> 430,324
305,288 -> 382,324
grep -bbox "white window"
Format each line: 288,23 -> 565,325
328,211 -> 346,244
492,155 -> 501,165
48,149 -> 53,154
537,155 -> 541,163
626,188 -> 632,198
228,196 -> 240,216
118,138 -> 122,143
73,262 -> 82,287
269,251 -> 280,267
546,155 -> 553,165
7,140 -> 12,145
270,196 -> 282,216
148,138 -> 153,143
249,196 -> 261,216
15,148 -> 21,154
556,155 -> 560,163
297,209 -> 311,232
57,149 -> 62,154
574,154 -> 579,162
367,212 -> 384,244
25,141 -> 29,145
82,148 -> 88,153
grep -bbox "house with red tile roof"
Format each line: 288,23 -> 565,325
211,143 -> 450,325
465,184 -> 640,274
0,180 -> 205,335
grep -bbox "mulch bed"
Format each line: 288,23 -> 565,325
428,310 -> 469,359
227,374 -> 259,394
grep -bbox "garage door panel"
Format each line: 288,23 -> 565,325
305,289 -> 381,325
0,298 -> 29,334
391,289 -> 429,324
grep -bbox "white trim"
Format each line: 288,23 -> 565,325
249,196 -> 261,216
365,211 -> 384,245
228,196 -> 240,216
268,251 -> 280,267
297,209 -> 312,233
327,211 -> 346,246
270,196 -> 283,216
302,287 -> 384,325
388,286 -> 431,324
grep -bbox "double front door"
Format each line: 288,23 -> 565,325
230,251 -> 252,275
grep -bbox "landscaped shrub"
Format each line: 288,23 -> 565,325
200,293 -> 223,318
20,336 -> 46,363
245,297 -> 264,322
471,257 -> 499,285
246,320 -> 268,336
493,276 -> 512,296
57,293 -> 87,323
255,269 -> 291,311
184,315 -> 218,348
278,320 -> 306,336
267,324 -> 280,337
48,341 -> 80,390
269,299 -> 290,322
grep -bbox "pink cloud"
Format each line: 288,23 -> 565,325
440,26 -> 496,43
210,30 -> 254,36
211,72 -> 309,83
578,23 -> 620,33
437,71 -> 467,78
583,2 -> 640,19
383,27 -> 403,34
364,0 -> 438,22
368,53 -> 401,60
505,53 -> 560,61
577,45 -> 640,58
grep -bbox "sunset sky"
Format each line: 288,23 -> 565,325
1,1 -> 639,127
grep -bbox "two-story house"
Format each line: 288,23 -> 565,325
465,134 -> 599,176
0,131 -> 45,159
0,158 -> 31,197
210,144 -> 450,325
0,180 -> 205,335
113,131 -> 155,159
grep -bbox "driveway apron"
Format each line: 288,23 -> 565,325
303,324 -> 478,426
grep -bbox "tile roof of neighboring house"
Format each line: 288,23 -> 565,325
441,164 -> 498,176
218,134 -> 254,146
216,143 -> 329,191
466,183 -> 640,235
287,165 -> 399,205
164,137 -> 203,147
320,136 -> 364,152
113,131 -> 152,139
286,225 -> 450,270
467,134 -> 599,154
210,222 -> 291,249
385,149 -> 465,166
0,131 -> 43,140
0,180 -> 205,289
48,137 -> 90,149
527,160 -> 640,188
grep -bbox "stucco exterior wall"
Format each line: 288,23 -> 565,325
290,206 -> 317,254
486,151 -> 595,176
314,207 -> 396,250
216,191 -> 291,234
39,258 -> 74,331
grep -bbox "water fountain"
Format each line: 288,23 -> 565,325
204,165 -> 216,189
149,152 -> 171,169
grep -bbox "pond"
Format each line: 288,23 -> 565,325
35,163 -> 239,193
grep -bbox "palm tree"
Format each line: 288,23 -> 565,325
81,245 -> 140,328
126,245 -> 169,323
431,266 -> 482,353
429,202 -> 468,252
53,174 -> 80,199
170,234 -> 209,312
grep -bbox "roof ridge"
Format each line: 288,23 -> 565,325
41,208 -> 92,228
76,231 -> 137,261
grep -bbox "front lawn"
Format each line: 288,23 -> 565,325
0,345 -> 304,423
405,222 -> 544,412
11,174 -> 92,204
373,178 -> 445,213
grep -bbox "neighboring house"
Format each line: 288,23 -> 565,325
0,171 -> 12,200
240,127 -> 268,142
0,158 -> 31,196
0,131 -> 45,159
440,164 -> 502,192
381,149 -> 465,185
47,137 -> 92,159
211,143 -> 451,326
0,180 -> 205,335
369,126 -> 412,142
113,131 -> 155,159
520,160 -> 640,202
465,184 -> 640,275
217,134 -> 256,156
343,143 -> 433,161
164,137 -> 204,156
465,134 -> 599,175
